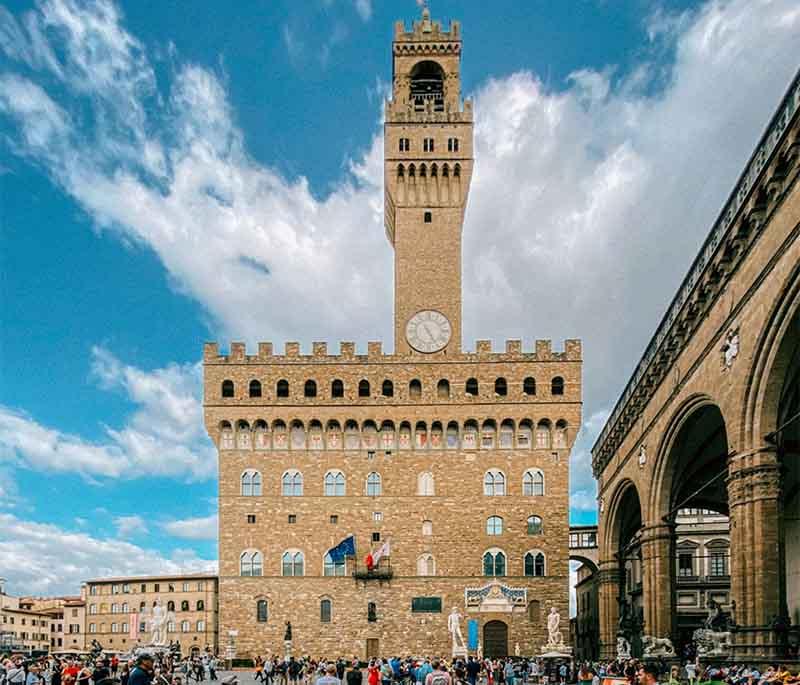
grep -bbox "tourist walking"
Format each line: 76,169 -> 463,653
316,665 -> 341,685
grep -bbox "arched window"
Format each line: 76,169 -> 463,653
256,599 -> 268,623
358,380 -> 370,397
241,470 -> 262,497
554,420 -> 568,448
308,420 -> 324,450
221,380 -> 234,398
430,422 -> 443,448
465,378 -> 479,396
324,470 -> 346,496
362,421 -> 378,449
527,516 -> 543,535
181,600 -> 189,611
422,520 -> 433,536
366,472 -> 382,497
551,376 -> 565,395
326,420 -> 342,449
415,421 -> 428,449
240,550 -> 263,577
523,469 -> 545,496
282,470 -> 303,496
304,380 -> 317,398
495,378 -> 507,396
320,598 -> 332,623
282,550 -> 304,577
417,554 -> 436,576
323,553 -> 345,577
486,516 -> 503,535
382,380 -> 394,397
409,379 -> 422,399
248,380 -> 261,398
220,421 -> 234,449
276,379 -> 289,398
523,377 -> 536,396
484,469 -> 506,496
197,600 -> 204,611
236,420 -> 251,450
483,549 -> 506,577
380,421 -> 395,450
518,420 -> 532,448
524,551 -> 546,577
197,620 -> 205,631
536,420 -> 551,449
499,420 -> 514,448
181,620 -> 190,633
331,379 -> 344,398
437,379 -> 450,399
418,471 -> 435,496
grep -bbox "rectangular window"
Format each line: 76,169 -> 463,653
288,514 -> 297,524
424,211 -> 432,223
168,584 -> 175,592
247,514 -> 256,524
372,532 -> 380,542
330,515 -> 338,524
447,138 -> 459,152
411,597 -> 442,613
423,138 -> 434,152
373,512 -> 382,522
710,552 -> 728,577
399,138 -> 410,152
154,584 -> 160,592
678,552 -> 694,577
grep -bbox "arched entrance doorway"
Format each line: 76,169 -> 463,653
656,400 -> 730,656
483,620 -> 508,658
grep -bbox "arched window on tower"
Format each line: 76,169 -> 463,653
221,380 -> 234,398
248,380 -> 261,398
409,379 -> 422,399
465,378 -> 479,396
523,377 -> 536,396
409,60 -> 445,112
331,379 -> 344,398
437,379 -> 450,399
358,380 -> 371,398
495,377 -> 507,396
304,380 -> 317,398
551,376 -> 565,395
276,379 -> 289,398
382,380 -> 394,397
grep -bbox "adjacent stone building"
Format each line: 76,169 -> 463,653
0,581 -> 53,655
204,8 -> 580,660
83,574 -> 219,655
592,71 -> 800,660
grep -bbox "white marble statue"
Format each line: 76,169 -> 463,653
642,635 -> 675,657
617,636 -> 631,660
692,629 -> 731,657
143,599 -> 174,647
722,328 -> 740,369
514,643 -> 521,657
547,607 -> 564,647
448,606 -> 465,650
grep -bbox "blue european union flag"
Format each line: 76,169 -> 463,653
328,535 -> 356,562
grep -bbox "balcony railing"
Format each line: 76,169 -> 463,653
352,561 -> 393,582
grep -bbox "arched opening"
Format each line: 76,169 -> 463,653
437,379 -> 450,399
551,376 -> 565,395
483,620 -> 508,658
494,377 -> 507,396
331,379 -> 344,398
248,380 -> 261,398
276,379 -> 289,398
523,377 -> 536,396
221,380 -> 234,398
382,379 -> 394,397
655,401 -> 730,653
409,379 -> 422,399
304,379 -> 317,398
465,377 -> 479,396
409,60 -> 444,112
358,379 -> 371,398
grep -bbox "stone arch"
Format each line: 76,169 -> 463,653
602,479 -> 642,560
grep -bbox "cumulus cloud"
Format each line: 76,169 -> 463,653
0,347 -> 214,481
0,0 -> 799,521
353,0 -> 372,22
114,515 -> 148,538
162,514 -> 218,541
0,513 -> 216,596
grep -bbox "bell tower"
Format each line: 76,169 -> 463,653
384,8 -> 473,356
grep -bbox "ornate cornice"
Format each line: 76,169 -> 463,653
592,69 -> 800,477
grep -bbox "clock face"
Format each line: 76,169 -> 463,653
406,310 -> 452,353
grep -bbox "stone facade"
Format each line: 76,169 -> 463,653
0,586 -> 53,655
83,574 -> 219,655
592,72 -> 800,661
205,8 -> 580,661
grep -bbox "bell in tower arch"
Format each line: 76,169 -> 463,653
409,60 -> 445,113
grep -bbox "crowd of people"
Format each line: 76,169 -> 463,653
0,651 -> 220,685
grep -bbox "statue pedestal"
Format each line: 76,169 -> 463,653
284,640 -> 293,659
452,645 -> 468,659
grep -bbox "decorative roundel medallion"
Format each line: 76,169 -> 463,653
406,310 -> 452,353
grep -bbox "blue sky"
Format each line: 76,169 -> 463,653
0,0 -> 798,596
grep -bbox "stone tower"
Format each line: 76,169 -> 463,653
384,7 -> 473,355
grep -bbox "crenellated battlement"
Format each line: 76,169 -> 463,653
203,339 -> 582,364
393,11 -> 460,44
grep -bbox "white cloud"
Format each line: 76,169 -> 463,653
0,0 -> 799,520
0,347 -> 214,481
162,514 -> 218,541
353,0 -> 371,22
0,513 -> 216,596
114,515 -> 148,538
